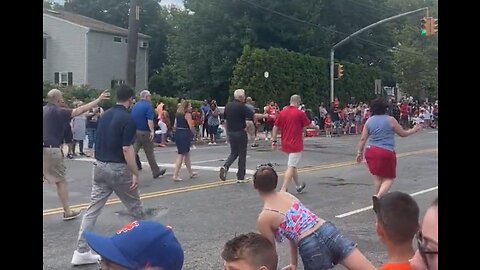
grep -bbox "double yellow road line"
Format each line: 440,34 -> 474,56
43,148 -> 437,217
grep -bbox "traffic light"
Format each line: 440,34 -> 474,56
420,17 -> 431,36
431,18 -> 438,35
338,64 -> 344,79
334,63 -> 344,80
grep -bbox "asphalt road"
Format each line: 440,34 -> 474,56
43,130 -> 438,270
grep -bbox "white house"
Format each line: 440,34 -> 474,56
43,9 -> 151,91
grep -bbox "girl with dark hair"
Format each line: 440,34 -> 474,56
253,165 -> 376,270
356,98 -> 422,198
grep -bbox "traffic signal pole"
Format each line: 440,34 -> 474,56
330,7 -> 429,102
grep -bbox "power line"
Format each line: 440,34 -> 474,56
238,0 -> 437,59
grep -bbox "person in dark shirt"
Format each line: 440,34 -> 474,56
219,89 -> 265,183
85,106 -> 103,150
43,88 -> 109,221
71,85 -> 146,266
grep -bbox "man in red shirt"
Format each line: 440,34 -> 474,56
272,95 -> 317,193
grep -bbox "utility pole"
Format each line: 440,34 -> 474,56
126,0 -> 140,91
330,7 -> 429,102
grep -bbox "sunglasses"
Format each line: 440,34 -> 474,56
416,232 -> 438,269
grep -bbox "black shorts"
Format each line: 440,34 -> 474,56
63,128 -> 73,144
265,122 -> 274,132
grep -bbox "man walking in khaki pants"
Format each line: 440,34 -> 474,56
43,88 -> 110,221
131,90 -> 166,178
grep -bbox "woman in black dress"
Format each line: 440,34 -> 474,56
172,100 -> 198,181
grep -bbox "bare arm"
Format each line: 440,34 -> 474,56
288,239 -> 298,268
272,125 -> 279,142
356,124 -> 369,162
148,120 -> 154,133
185,113 -> 195,133
254,113 -> 266,121
389,116 -> 421,137
122,145 -> 139,190
122,145 -> 138,176
256,213 -> 276,247
71,90 -> 109,118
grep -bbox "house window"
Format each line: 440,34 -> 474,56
113,36 -> 122,42
43,38 -> 47,59
124,38 -> 128,43
111,79 -> 126,89
54,72 -> 73,86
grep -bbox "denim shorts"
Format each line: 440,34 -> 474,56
298,221 -> 356,270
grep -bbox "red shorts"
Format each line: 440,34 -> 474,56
364,145 -> 397,179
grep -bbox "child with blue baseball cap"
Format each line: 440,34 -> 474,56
83,220 -> 184,270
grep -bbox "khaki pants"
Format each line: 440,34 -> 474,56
43,148 -> 66,184
134,131 -> 161,176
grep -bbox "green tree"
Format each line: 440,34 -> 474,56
231,46 -> 380,109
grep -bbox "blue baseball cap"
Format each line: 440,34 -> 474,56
83,220 -> 184,270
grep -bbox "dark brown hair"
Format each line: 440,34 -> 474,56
222,232 -> 277,270
373,191 -> 419,244
370,97 -> 388,115
253,167 -> 278,193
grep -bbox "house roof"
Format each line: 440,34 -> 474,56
43,9 -> 151,39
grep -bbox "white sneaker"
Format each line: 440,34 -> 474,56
213,142 -> 217,145
208,142 -> 213,145
71,250 -> 101,265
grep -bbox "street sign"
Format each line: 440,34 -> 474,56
375,79 -> 382,95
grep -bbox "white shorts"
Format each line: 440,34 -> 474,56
158,121 -> 168,134
287,152 -> 302,167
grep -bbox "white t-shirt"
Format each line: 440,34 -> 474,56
424,110 -> 431,120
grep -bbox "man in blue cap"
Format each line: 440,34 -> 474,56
83,220 -> 184,270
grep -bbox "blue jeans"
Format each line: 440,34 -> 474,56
86,128 -> 96,149
298,222 -> 356,270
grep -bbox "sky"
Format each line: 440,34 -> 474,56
51,0 -> 184,6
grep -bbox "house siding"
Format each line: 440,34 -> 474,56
87,31 -> 149,91
43,14 -> 88,86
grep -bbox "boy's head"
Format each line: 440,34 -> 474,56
222,232 -> 277,270
373,192 -> 420,246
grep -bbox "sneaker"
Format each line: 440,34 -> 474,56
236,178 -> 251,183
63,209 -> 82,221
153,168 -> 167,179
219,166 -> 228,181
71,250 -> 101,266
296,182 -> 306,194
208,142 -> 213,145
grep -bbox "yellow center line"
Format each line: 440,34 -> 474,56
43,148 -> 437,217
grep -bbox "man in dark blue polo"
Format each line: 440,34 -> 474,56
43,88 -> 109,221
131,90 -> 166,178
71,85 -> 147,266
